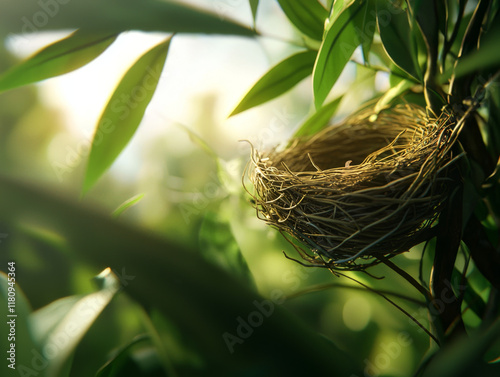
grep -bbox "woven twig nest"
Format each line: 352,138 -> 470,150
248,104 -> 459,270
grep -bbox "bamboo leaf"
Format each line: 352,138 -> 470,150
30,268 -> 121,377
230,50 -> 317,116
293,96 -> 342,138
0,273 -> 40,377
421,318 -> 500,377
0,174 -> 362,375
96,335 -> 150,377
377,1 -> 421,80
277,0 -> 328,40
199,211 -> 255,289
249,0 -> 259,27
83,37 -> 172,194
361,0 -> 377,62
374,79 -> 413,113
442,26 -> 500,83
0,0 -> 254,37
112,194 -> 145,218
0,31 -> 117,92
313,0 -> 367,108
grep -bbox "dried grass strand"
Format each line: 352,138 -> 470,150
247,104 -> 460,270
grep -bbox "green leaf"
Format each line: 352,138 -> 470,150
30,268 -> 121,377
421,318 -> 500,377
0,31 -> 117,92
277,0 -> 328,40
377,1 -> 421,80
486,77 -> 500,158
96,335 -> 150,377
360,0 -> 377,62
452,267 -> 486,320
0,174 -> 363,376
0,0 -> 255,37
442,26 -> 500,83
199,210 -> 255,289
0,273 -> 42,377
249,0 -> 259,27
313,0 -> 367,108
83,37 -> 172,194
112,194 -> 145,218
374,79 -> 413,113
230,50 -> 317,116
293,96 -> 342,138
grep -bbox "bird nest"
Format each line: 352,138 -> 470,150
247,104 -> 460,271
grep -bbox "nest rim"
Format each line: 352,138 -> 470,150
247,104 -> 461,271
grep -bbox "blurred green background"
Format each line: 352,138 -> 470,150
0,1 -> 498,376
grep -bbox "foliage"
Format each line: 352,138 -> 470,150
1,0 -> 500,376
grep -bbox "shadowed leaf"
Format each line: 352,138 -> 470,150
277,0 -> 328,40
0,0 -> 255,37
377,1 -> 421,80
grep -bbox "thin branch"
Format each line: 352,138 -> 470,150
285,282 -> 426,306
333,269 -> 441,346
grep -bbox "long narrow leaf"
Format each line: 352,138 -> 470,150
374,79 -> 413,113
249,0 -> 259,27
230,50 -> 317,116
112,194 -> 145,218
83,37 -> 172,194
277,0 -> 328,40
293,96 -> 342,138
377,2 -> 421,80
0,31 -> 117,92
361,0 -> 377,62
0,0 -> 254,37
442,31 -> 500,83
0,174 -> 363,376
30,268 -> 121,377
313,0 -> 367,108
0,273 -> 40,377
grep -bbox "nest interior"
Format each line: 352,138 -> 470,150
249,105 -> 458,270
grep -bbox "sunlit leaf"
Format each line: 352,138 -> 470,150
112,194 -> 145,218
83,37 -> 172,194
230,50 -> 317,116
277,0 -> 328,40
0,0 -> 254,37
442,26 -> 500,83
294,96 -> 342,138
30,268 -> 121,377
0,31 -> 117,92
313,0 -> 367,108
374,79 -> 413,113
377,1 -> 421,80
